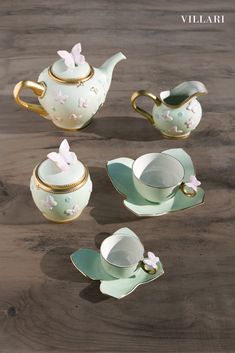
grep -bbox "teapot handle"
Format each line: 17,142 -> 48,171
13,80 -> 49,118
131,90 -> 161,125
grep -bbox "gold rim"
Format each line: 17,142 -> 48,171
52,117 -> 93,131
48,65 -> 95,84
161,131 -> 191,140
33,160 -> 89,193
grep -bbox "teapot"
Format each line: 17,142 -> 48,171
30,139 -> 92,223
14,43 -> 126,131
131,81 -> 208,139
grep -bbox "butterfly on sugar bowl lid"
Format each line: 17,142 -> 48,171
30,139 -> 92,223
13,43 -> 126,131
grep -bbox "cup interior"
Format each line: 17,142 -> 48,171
100,234 -> 144,267
133,153 -> 184,188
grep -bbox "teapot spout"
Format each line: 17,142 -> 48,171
99,52 -> 126,90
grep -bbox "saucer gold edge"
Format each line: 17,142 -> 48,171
100,268 -> 165,299
124,190 -> 205,217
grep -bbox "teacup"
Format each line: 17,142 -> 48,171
100,234 -> 156,278
132,153 -> 197,203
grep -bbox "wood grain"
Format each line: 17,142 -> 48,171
0,0 -> 234,352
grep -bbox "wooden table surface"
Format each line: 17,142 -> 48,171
0,1 -> 234,352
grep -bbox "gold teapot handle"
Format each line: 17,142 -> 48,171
131,90 -> 161,125
13,80 -> 48,118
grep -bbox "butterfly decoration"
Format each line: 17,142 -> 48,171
47,139 -> 77,172
184,117 -> 195,129
90,86 -> 99,95
44,195 -> 57,210
185,175 -> 201,192
68,113 -> 82,121
64,204 -> 79,216
143,252 -> 159,270
79,97 -> 88,108
169,126 -> 183,133
186,100 -> 198,113
55,90 -> 68,104
57,43 -> 85,69
160,110 -> 173,121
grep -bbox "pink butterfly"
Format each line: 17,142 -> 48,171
44,195 -> 57,210
64,204 -> 79,216
79,97 -> 88,108
57,43 -> 85,69
143,252 -> 159,270
55,90 -> 68,104
185,175 -> 201,191
47,139 -> 77,172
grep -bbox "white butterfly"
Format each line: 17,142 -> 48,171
161,111 -> 173,121
57,43 -> 85,69
47,139 -> 77,172
169,126 -> 183,133
64,204 -> 79,216
186,100 -> 198,113
68,113 -> 82,121
90,86 -> 99,95
44,195 -> 57,210
185,117 -> 195,129
143,252 -> 159,270
79,97 -> 88,108
55,90 -> 68,104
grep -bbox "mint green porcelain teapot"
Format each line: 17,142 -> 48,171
131,81 -> 208,139
13,43 -> 126,131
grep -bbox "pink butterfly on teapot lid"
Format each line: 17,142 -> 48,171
37,139 -> 86,186
50,43 -> 92,81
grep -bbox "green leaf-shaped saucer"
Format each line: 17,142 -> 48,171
106,148 -> 205,217
70,228 -> 164,299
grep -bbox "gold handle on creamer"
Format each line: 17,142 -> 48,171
13,80 -> 48,117
131,90 -> 161,125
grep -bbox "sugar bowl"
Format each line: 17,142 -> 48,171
30,139 -> 92,222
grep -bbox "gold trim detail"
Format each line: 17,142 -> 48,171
48,65 -> 95,84
43,211 -> 82,223
180,182 -> 197,197
161,131 -> 191,140
52,117 -> 93,131
13,80 -> 48,117
33,161 -> 89,194
131,90 -> 161,125
141,262 -> 157,275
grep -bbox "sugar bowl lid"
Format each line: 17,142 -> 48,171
48,43 -> 94,83
34,139 -> 88,192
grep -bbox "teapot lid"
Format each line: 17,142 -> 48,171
49,43 -> 94,83
36,140 -> 87,189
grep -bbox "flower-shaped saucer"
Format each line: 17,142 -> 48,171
70,227 -> 164,299
106,148 -> 204,217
